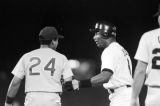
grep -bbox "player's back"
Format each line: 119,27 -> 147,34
114,43 -> 133,85
23,48 -> 67,93
102,42 -> 133,88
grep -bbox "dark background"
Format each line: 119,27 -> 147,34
0,0 -> 160,106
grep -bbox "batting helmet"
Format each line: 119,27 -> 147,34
90,21 -> 116,38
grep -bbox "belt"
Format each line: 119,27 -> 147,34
27,91 -> 62,96
148,85 -> 160,89
108,85 -> 131,94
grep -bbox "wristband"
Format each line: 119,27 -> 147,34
102,68 -> 113,74
5,96 -> 14,104
79,79 -> 92,88
63,81 -> 74,91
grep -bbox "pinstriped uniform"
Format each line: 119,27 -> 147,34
102,42 -> 133,106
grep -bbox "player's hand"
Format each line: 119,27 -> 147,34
72,79 -> 79,90
130,98 -> 139,106
5,102 -> 12,106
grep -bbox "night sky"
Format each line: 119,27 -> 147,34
0,0 -> 160,105
1,0 -> 160,69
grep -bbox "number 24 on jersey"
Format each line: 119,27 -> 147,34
29,57 -> 55,76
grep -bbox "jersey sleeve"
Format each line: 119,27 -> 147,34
11,55 -> 25,79
62,57 -> 73,79
134,33 -> 149,63
101,48 -> 115,73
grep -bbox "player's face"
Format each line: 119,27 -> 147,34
50,38 -> 59,50
93,32 -> 107,48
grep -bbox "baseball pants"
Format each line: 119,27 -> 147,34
145,86 -> 160,106
24,92 -> 61,106
108,86 -> 132,106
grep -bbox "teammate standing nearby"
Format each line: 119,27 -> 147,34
70,21 -> 133,106
131,3 -> 160,106
4,26 -> 75,106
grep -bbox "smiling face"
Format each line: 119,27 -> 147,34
93,32 -> 108,48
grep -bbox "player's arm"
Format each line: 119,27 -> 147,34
91,69 -> 113,87
5,76 -> 22,105
131,60 -> 147,106
63,68 -> 113,91
79,68 -> 113,88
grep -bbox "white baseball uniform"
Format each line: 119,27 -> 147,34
11,48 -> 73,106
102,42 -> 133,106
134,28 -> 160,106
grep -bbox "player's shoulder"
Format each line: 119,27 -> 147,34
48,49 -> 68,60
20,48 -> 47,59
142,28 -> 160,38
23,48 -> 68,60
19,49 -> 37,60
23,49 -> 39,56
147,28 -> 160,33
56,51 -> 68,60
109,42 -> 122,51
103,42 -> 120,54
139,28 -> 160,44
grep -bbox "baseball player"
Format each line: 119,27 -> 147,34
131,4 -> 160,106
69,21 -> 133,106
5,26 -> 76,106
